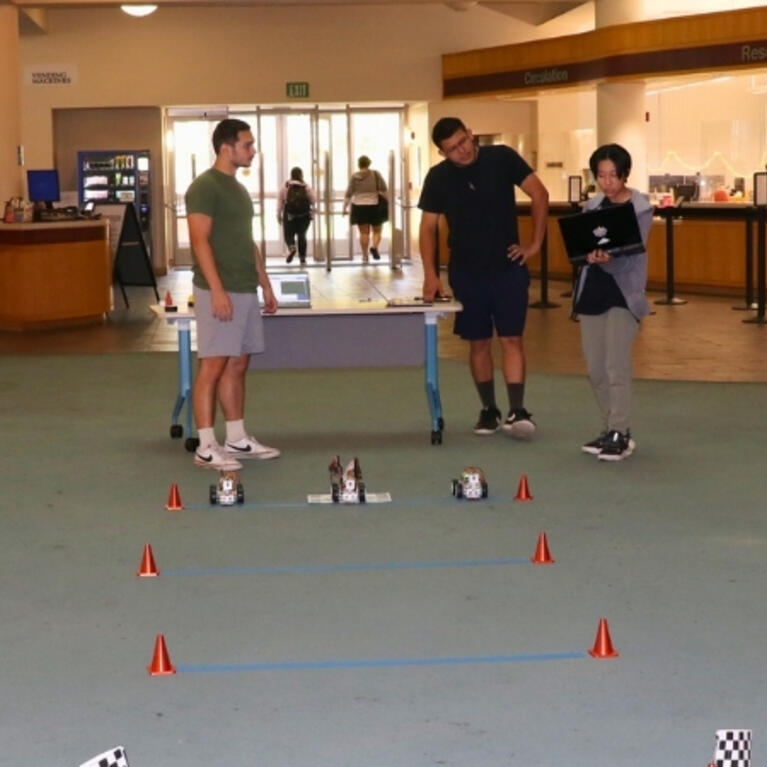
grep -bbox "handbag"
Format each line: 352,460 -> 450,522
377,193 -> 389,222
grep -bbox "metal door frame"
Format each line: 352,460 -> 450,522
165,104 -> 409,270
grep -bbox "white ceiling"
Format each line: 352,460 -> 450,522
7,0 -> 584,26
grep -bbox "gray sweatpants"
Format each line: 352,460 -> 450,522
579,307 -> 639,433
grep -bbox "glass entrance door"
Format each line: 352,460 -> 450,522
166,105 -> 406,270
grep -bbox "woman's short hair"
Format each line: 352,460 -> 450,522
589,144 -> 632,180
290,166 -> 304,181
357,155 -> 371,169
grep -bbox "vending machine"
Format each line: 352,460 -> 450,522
78,149 -> 151,247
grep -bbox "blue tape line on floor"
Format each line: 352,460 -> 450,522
161,557 -> 531,577
176,651 -> 586,674
182,496 -> 518,512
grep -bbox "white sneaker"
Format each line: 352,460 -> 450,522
194,442 -> 242,471
225,435 -> 281,460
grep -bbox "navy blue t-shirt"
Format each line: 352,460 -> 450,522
418,145 -> 533,273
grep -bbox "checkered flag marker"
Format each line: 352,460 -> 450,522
78,745 -> 129,767
711,729 -> 751,767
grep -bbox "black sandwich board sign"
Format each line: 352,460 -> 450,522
95,202 -> 159,308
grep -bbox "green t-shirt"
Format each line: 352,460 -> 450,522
185,167 -> 258,292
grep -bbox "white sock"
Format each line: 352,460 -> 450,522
225,419 -> 247,443
197,427 -> 217,449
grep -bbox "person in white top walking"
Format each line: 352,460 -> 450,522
343,155 -> 387,262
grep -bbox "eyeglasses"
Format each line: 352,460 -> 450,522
442,133 -> 473,156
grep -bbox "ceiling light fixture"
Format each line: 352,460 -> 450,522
120,4 -> 157,17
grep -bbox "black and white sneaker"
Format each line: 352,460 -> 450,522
473,406 -> 501,435
225,435 -> 281,460
582,431 -> 609,455
502,408 -> 536,439
194,442 -> 243,471
597,430 -> 635,462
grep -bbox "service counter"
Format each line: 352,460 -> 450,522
0,219 -> 111,330
517,202 -> 759,298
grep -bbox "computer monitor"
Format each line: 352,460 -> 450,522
673,183 -> 697,203
27,169 -> 61,209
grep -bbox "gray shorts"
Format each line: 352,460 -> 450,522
194,287 -> 265,359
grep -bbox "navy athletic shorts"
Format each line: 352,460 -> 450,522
448,263 -> 530,340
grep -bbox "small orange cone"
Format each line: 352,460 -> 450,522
165,483 -> 183,511
588,617 -> 619,658
163,290 -> 177,312
531,531 -> 555,564
137,543 -> 159,577
147,634 -> 176,675
514,473 -> 533,501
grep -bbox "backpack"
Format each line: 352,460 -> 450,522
285,183 -> 310,216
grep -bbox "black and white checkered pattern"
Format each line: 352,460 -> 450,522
713,729 -> 751,767
78,746 -> 129,767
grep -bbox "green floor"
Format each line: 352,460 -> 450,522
1,354 -> 763,765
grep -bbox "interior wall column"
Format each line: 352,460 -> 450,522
0,5 -> 21,201
594,0 -> 647,190
596,83 -> 647,191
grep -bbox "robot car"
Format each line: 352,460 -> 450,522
329,455 -> 366,503
451,466 -> 488,500
209,471 -> 245,506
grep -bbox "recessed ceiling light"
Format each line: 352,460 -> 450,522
120,4 -> 158,17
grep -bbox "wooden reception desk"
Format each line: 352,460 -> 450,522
0,219 -> 111,330
515,202 -> 757,297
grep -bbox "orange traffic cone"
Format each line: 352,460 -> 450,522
163,290 -> 177,312
165,483 -> 183,511
147,634 -> 176,675
514,473 -> 533,501
531,531 -> 555,564
588,617 -> 619,658
137,543 -> 159,577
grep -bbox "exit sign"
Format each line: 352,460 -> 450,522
286,81 -> 309,99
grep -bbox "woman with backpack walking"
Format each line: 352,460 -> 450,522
343,155 -> 388,262
278,166 -> 316,266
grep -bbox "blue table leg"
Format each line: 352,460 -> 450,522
424,314 -> 444,444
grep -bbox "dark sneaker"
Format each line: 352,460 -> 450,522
473,406 -> 501,435
597,430 -> 635,462
502,407 -> 536,439
286,246 -> 296,264
370,247 -> 381,260
582,431 -> 609,455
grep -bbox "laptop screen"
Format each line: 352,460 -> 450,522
262,272 -> 311,308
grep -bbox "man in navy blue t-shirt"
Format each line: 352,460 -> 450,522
418,117 -> 548,438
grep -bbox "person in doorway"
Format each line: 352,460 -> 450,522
343,155 -> 388,262
278,166 -> 315,266
575,143 -> 652,461
185,117 -> 281,471
418,116 -> 548,438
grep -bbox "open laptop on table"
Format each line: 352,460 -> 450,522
261,272 -> 311,309
558,201 -> 644,266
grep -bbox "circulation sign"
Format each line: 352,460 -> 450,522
286,81 -> 310,99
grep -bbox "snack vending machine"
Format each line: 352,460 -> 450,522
78,149 -> 151,247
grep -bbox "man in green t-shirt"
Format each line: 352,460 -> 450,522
185,118 -> 280,471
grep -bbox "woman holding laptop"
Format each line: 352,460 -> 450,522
574,143 -> 653,462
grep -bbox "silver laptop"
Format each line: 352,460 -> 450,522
262,272 -> 312,308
